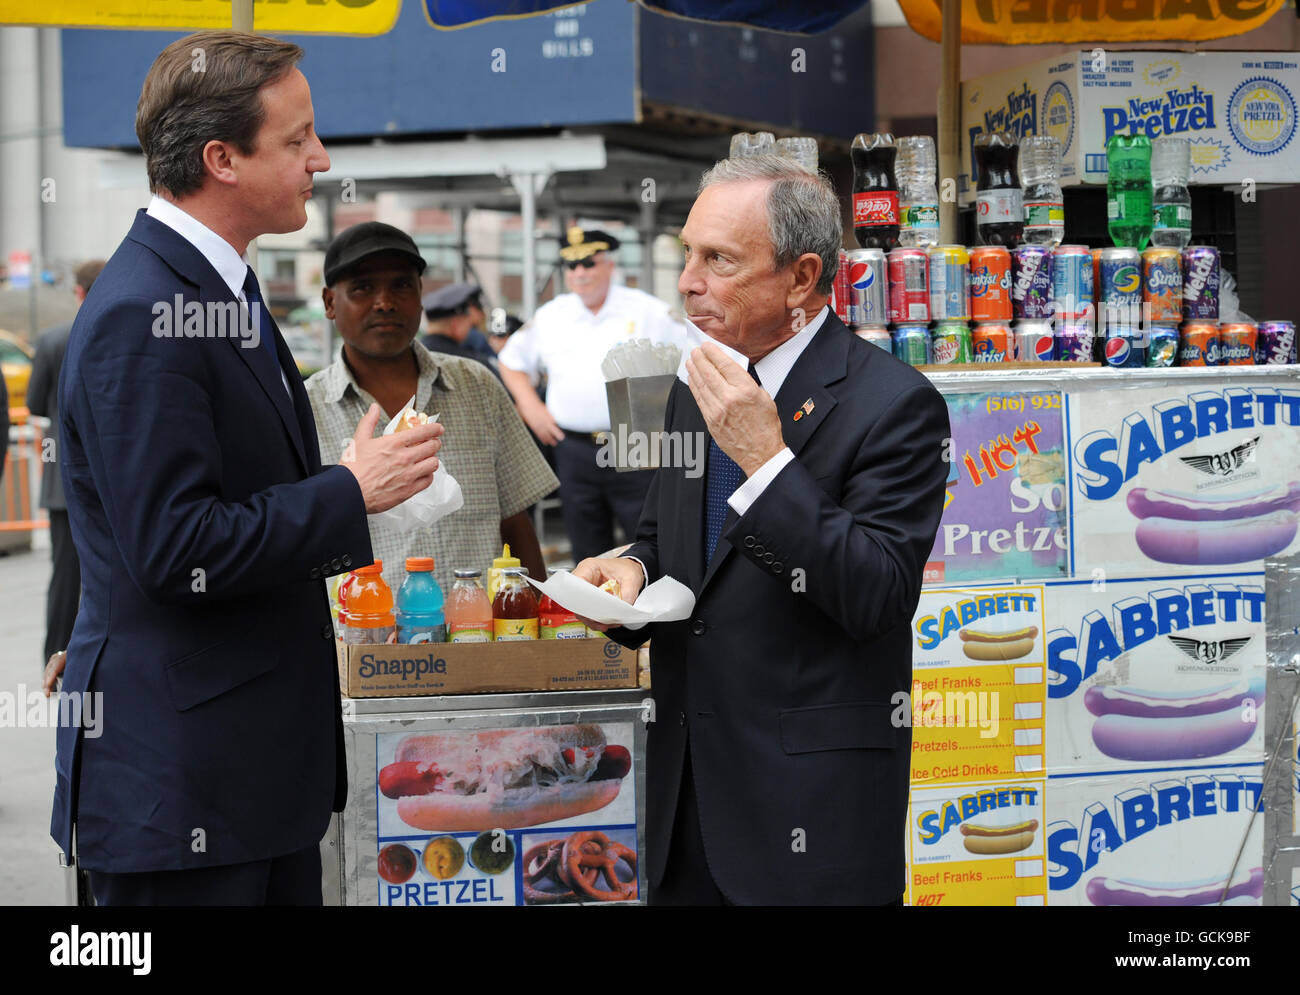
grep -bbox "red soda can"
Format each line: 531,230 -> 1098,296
1179,322 -> 1220,366
971,322 -> 1012,362
969,246 -> 1012,322
1142,247 -> 1182,323
1219,322 -> 1257,365
832,248 -> 852,326
886,247 -> 929,324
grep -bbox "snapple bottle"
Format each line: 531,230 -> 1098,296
492,567 -> 539,641
540,574 -> 587,639
446,568 -> 493,643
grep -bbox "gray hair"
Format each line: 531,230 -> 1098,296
698,153 -> 841,296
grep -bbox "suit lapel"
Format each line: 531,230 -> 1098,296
697,314 -> 849,596
128,211 -> 311,476
673,383 -> 709,594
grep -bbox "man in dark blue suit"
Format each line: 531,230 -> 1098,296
576,155 -> 950,905
51,31 -> 443,905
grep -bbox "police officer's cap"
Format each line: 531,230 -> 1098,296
422,282 -> 483,320
559,226 -> 620,262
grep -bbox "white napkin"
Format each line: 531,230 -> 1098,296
676,317 -> 749,386
365,396 -> 464,532
525,570 -> 695,631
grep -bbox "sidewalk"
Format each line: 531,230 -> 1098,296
0,531 -> 66,905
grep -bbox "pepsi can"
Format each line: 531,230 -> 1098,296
854,325 -> 893,352
1104,326 -> 1145,368
1051,245 -> 1094,322
928,245 -> 970,321
1099,247 -> 1142,330
1012,245 -> 1054,319
1146,323 -> 1178,368
844,248 -> 887,325
1057,323 -> 1096,363
1181,246 -> 1221,321
1256,320 -> 1297,365
892,324 -> 931,366
1014,319 -> 1057,361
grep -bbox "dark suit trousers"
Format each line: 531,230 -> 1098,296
44,509 -> 81,665
651,740 -> 730,906
86,844 -> 322,906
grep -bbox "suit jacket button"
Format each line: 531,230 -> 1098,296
772,561 -> 783,572
331,558 -> 343,572
342,555 -> 353,567
763,552 -> 774,563
743,535 -> 756,548
679,711 -> 687,726
691,619 -> 707,636
754,544 -> 765,556
309,567 -> 321,580
321,623 -> 334,640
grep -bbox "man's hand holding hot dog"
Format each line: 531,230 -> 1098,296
341,402 -> 444,513
571,556 -> 645,632
685,342 -> 784,477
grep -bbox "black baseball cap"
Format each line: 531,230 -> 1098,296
324,222 -> 427,286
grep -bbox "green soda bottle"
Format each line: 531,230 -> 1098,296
1106,135 -> 1153,250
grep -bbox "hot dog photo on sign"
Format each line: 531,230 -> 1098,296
1068,385 -> 1300,577
1044,575 -> 1267,775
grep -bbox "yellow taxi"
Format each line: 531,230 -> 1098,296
0,329 -> 34,410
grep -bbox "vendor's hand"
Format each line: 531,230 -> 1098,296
340,403 -> 444,513
686,343 -> 784,476
43,650 -> 67,696
521,400 -> 564,447
571,556 -> 645,632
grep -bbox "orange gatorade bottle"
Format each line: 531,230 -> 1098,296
342,561 -> 395,645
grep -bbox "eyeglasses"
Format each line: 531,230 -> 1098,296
564,257 -> 597,270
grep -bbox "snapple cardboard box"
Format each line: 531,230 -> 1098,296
960,51 -> 1299,204
337,637 -> 639,698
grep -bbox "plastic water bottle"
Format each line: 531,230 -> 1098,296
395,557 -> 446,644
1151,136 -> 1192,249
1106,135 -> 1153,250
1020,135 -> 1064,245
897,136 -> 940,247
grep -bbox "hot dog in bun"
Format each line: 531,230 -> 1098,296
394,408 -> 432,433
380,724 -> 631,832
959,626 -> 1038,661
960,818 -> 1038,855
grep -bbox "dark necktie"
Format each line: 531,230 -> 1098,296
704,362 -> 761,564
242,267 -> 289,396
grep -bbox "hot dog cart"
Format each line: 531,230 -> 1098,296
322,688 -> 648,907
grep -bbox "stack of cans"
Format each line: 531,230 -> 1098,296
1176,246 -> 1223,366
1051,245 -> 1095,363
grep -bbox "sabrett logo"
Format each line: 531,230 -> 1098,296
916,592 -> 1038,651
917,786 -> 1040,845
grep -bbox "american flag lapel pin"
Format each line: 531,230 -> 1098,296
792,398 -> 815,422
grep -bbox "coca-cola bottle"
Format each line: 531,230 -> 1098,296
851,133 -> 899,250
974,132 -> 1024,247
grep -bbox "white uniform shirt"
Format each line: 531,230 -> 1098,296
499,284 -> 687,432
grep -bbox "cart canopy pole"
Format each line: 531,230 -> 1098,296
938,0 -> 961,245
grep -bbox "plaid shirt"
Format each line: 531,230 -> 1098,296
306,342 -> 557,594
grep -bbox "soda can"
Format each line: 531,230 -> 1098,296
843,248 -> 888,325
971,322 -> 1012,362
1056,323 -> 1096,363
1052,245 -> 1094,321
1181,246 -> 1221,321
887,247 -> 930,324
1102,326 -> 1145,368
1099,247 -> 1143,329
1219,322 -> 1257,365
892,324 -> 931,366
969,246 -> 1012,322
931,321 -> 973,364
854,324 -> 893,352
928,245 -> 970,321
1179,321 -> 1220,366
1256,320 -> 1297,365
1146,323 -> 1179,368
832,248 -> 851,325
1011,245 -> 1054,319
1142,247 -> 1182,323
1014,319 -> 1058,361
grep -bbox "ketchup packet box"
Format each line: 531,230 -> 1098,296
337,638 -> 638,698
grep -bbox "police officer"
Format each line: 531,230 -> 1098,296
419,281 -> 498,375
499,226 -> 686,562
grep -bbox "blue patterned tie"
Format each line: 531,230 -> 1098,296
703,363 -> 761,564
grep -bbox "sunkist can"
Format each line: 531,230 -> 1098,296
1256,320 -> 1297,365
1099,247 -> 1142,331
1179,321 -> 1220,366
969,246 -> 1012,322
1219,322 -> 1257,365
887,247 -> 929,325
1052,245 -> 1094,323
1014,319 -> 1057,361
928,245 -> 970,321
1182,245 -> 1221,321
843,247 -> 888,326
1056,323 -> 1095,363
892,324 -> 931,366
854,324 -> 892,351
1011,245 -> 1054,319
930,321 -> 973,364
1142,247 -> 1182,323
1146,323 -> 1179,368
971,322 -> 1011,362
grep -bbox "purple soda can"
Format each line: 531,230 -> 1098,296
1181,246 -> 1221,322
1012,245 -> 1054,319
1256,320 -> 1296,365
1056,323 -> 1095,363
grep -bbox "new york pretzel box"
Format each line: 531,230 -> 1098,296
336,636 -> 639,698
